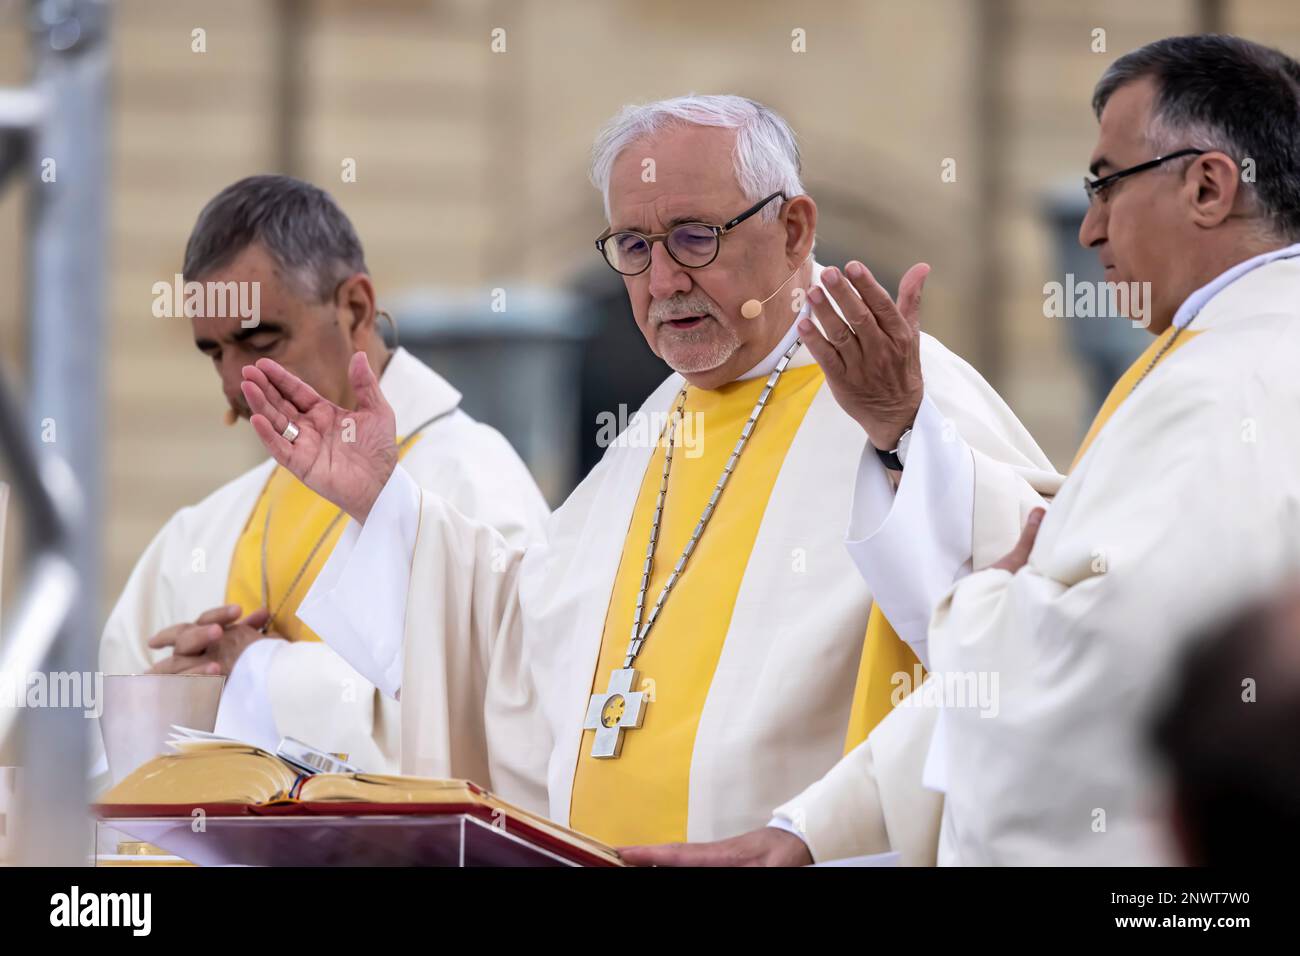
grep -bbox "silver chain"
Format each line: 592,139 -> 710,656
1130,322 -> 1188,394
622,337 -> 803,669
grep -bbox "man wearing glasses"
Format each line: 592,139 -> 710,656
239,94 -> 1058,861
649,35 -> 1300,866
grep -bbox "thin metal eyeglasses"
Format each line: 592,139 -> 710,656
595,191 -> 786,276
1083,148 -> 1206,203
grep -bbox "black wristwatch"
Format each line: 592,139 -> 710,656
874,426 -> 913,472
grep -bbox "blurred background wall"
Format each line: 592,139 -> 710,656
1,0 -> 1298,620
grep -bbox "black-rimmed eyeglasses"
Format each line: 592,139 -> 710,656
595,191 -> 786,276
1083,148 -> 1207,204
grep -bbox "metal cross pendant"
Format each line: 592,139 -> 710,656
583,667 -> 647,759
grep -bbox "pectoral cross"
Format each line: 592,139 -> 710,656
583,667 -> 647,758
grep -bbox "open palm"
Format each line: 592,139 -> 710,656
240,352 -> 397,522
799,260 -> 930,451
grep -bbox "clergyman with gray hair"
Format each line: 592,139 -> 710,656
236,95 -> 1059,864
99,175 -> 549,777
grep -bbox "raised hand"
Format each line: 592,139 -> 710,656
240,351 -> 397,522
799,261 -> 930,451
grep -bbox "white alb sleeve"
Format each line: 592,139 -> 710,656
766,815 -> 812,846
296,465 -> 422,699
213,637 -> 286,750
845,393 -> 975,668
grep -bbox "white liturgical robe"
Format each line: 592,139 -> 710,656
781,248 -> 1300,865
99,348 -> 549,773
299,263 -> 1064,850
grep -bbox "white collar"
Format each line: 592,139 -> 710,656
377,346 -> 462,435
1173,242 -> 1300,330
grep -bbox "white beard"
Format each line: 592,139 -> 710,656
659,331 -> 741,374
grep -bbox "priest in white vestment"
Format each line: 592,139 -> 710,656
100,176 -> 548,774
714,36 -> 1300,866
240,96 -> 1062,859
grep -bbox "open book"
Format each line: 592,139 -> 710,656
95,732 -> 622,867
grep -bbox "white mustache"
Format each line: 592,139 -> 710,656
649,295 -> 720,325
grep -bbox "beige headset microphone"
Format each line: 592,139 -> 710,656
740,254 -> 813,319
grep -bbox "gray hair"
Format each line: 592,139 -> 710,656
183,174 -> 368,301
1093,35 -> 1300,241
589,93 -> 805,223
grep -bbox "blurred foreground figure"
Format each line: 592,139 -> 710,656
1154,585 -> 1300,866
99,176 -> 547,772
241,95 -> 1061,860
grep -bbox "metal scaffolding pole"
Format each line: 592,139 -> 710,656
0,0 -> 110,865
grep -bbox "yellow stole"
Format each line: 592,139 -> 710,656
842,324 -> 1203,750
225,433 -> 426,642
568,364 -> 825,846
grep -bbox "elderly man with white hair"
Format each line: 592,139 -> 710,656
239,94 -> 1061,863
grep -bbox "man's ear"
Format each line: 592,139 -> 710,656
337,273 -> 377,345
782,194 -> 817,264
1186,151 -> 1242,229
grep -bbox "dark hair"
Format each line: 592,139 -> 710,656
1093,34 -> 1300,241
182,174 -> 368,301
1152,588 -> 1300,864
